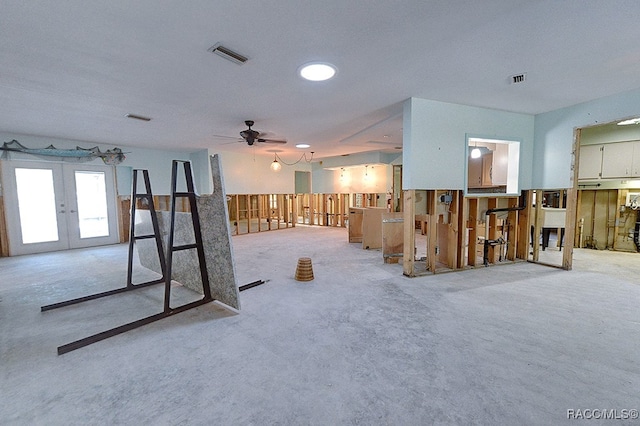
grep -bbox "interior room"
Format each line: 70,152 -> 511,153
1,1 -> 639,424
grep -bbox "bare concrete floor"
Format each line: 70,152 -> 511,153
1,226 -> 639,425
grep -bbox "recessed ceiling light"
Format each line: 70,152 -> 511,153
617,117 -> 640,125
299,62 -> 336,81
296,143 -> 311,148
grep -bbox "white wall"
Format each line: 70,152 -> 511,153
0,132 -> 191,195
402,98 -> 534,191
311,163 -> 391,194
533,87 -> 640,188
212,150 -> 311,194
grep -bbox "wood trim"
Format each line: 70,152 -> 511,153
427,191 -> 437,273
468,198 -> 478,266
563,128 -> 581,270
0,195 -> 9,257
487,198 -> 497,264
455,191 -> 466,269
532,190 -> 543,262
402,190 -> 415,277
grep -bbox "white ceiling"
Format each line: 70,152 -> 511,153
2,1 -> 640,159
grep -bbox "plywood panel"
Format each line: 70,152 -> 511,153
362,207 -> 388,249
348,208 -> 364,243
382,212 -> 404,263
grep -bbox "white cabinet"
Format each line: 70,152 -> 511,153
579,141 -> 640,180
632,141 -> 640,176
578,144 -> 603,179
601,142 -> 633,178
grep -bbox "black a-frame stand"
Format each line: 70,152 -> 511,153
43,161 -> 217,355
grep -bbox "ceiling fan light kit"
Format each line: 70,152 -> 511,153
270,154 -> 282,172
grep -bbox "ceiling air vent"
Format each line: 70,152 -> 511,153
208,43 -> 248,65
510,73 -> 527,84
125,113 -> 151,122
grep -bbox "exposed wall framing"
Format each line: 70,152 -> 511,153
403,189 -> 532,277
574,188 -> 640,252
226,194 -> 297,235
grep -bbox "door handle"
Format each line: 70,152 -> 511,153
70,209 -> 77,213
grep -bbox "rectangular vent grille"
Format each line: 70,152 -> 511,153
125,113 -> 151,122
511,73 -> 526,84
208,43 -> 248,65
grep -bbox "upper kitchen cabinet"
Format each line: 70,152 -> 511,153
601,141 -> 640,178
578,144 -> 604,180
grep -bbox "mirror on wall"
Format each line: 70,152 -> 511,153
467,137 -> 520,195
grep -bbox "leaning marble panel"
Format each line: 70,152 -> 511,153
135,155 -> 240,310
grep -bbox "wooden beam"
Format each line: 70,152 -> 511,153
402,190 -> 415,277
468,197 -> 478,266
428,191 -> 437,273
487,197 -> 498,264
574,189 -> 582,247
234,195 -> 240,235
563,188 -> 577,270
516,190 -> 532,260
0,195 -> 9,257
507,199 -> 518,261
246,194 -> 251,234
562,127 -> 581,269
532,190 -> 543,261
455,191 -> 466,269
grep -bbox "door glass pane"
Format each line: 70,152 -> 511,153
75,171 -> 109,238
15,168 -> 59,244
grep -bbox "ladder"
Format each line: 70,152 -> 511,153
43,161 -> 215,354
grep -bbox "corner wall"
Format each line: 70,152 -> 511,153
402,98 -> 534,191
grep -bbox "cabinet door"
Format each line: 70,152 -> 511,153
601,142 -> 633,178
578,144 -> 603,179
482,153 -> 493,186
468,157 -> 482,188
632,141 -> 640,177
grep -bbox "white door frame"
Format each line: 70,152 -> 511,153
1,160 -> 119,256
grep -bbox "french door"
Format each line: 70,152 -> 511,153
2,160 -> 119,255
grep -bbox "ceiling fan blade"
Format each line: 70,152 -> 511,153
258,138 -> 287,144
212,134 -> 241,140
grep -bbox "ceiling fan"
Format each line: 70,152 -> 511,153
214,120 -> 287,146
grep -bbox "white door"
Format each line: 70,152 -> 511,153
2,160 -> 119,255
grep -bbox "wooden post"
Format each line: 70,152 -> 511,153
402,190 -> 415,277
246,194 -> 251,234
516,190 -> 532,260
234,195 -> 240,235
563,188 -> 577,270
468,198 -> 478,266
428,190 -> 437,273
487,197 -> 497,264
561,128 -> 582,269
507,203 -> 518,261
257,194 -> 263,232
455,191 -> 466,269
532,190 -> 543,261
0,195 -> 8,256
